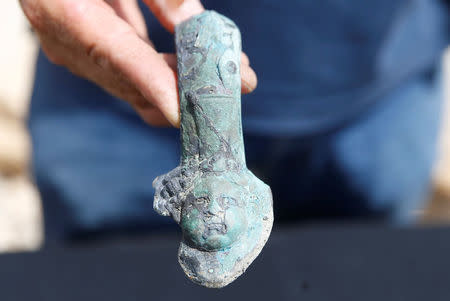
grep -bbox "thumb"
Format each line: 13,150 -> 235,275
143,0 -> 205,33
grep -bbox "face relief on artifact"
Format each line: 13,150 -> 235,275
152,11 -> 273,288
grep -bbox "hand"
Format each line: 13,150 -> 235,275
19,0 -> 258,127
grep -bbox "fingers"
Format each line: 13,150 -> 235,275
104,0 -> 148,40
160,53 -> 177,70
61,0 -> 180,126
241,52 -> 250,66
38,27 -> 173,127
240,52 -> 257,93
142,0 -> 258,93
143,0 -> 204,33
143,0 -> 257,93
20,0 -> 256,128
134,105 -> 171,126
241,65 -> 258,94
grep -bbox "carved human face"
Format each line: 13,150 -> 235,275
180,175 -> 247,251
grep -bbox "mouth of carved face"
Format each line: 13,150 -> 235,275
204,223 -> 227,236
181,193 -> 247,251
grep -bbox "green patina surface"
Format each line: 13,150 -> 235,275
153,11 -> 273,288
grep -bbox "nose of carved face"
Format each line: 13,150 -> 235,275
181,194 -> 247,251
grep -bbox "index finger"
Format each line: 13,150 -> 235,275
143,0 -> 205,33
54,0 -> 180,126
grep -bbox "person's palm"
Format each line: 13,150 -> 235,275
19,0 -> 257,127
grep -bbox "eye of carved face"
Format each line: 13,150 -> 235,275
181,185 -> 247,251
225,61 -> 237,74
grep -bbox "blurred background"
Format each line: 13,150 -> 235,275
0,1 -> 450,254
0,1 -> 42,253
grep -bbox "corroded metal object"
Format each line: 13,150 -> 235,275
153,11 -> 273,288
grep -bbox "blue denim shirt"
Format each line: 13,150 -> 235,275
29,0 -> 449,237
145,0 -> 449,135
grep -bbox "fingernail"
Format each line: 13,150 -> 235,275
167,111 -> 181,128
